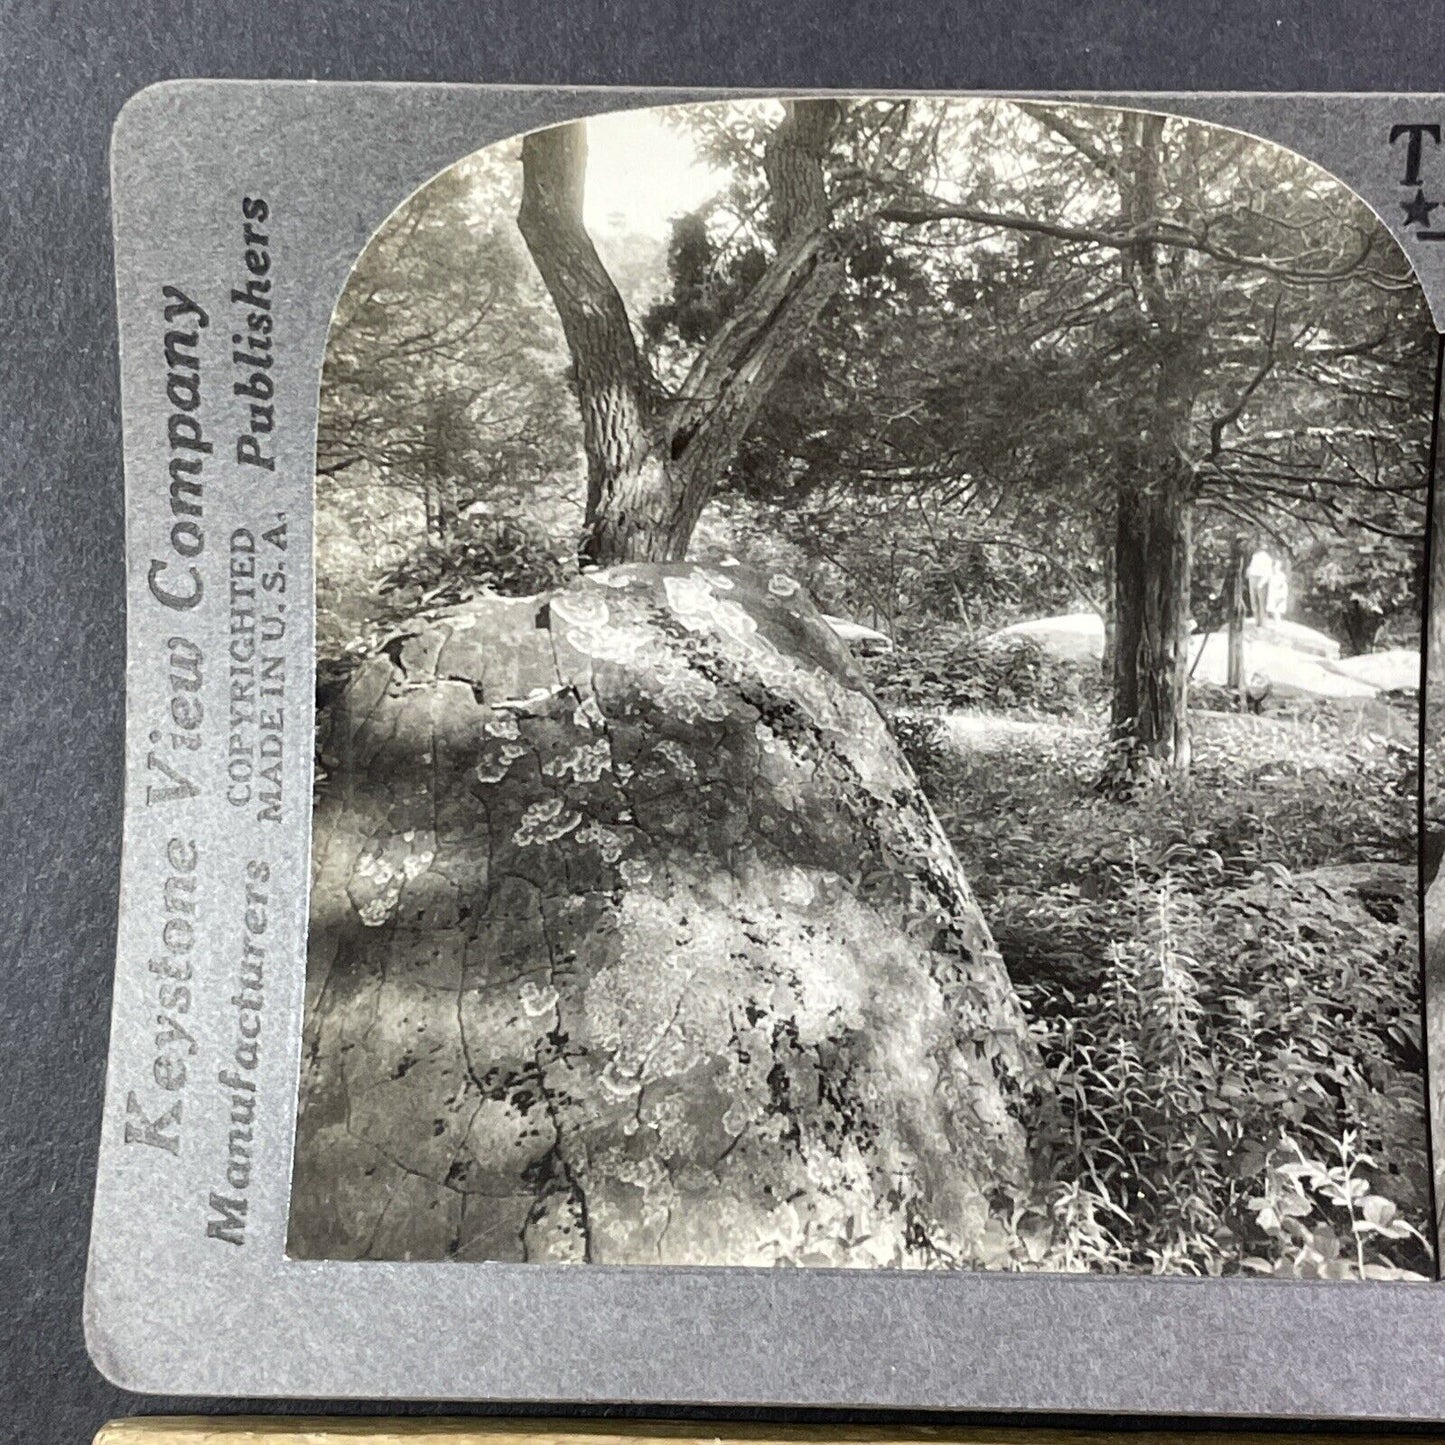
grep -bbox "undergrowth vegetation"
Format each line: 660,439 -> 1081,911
889,686 -> 1430,1278
870,628 -> 1106,717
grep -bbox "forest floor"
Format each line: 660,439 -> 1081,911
895,689 -> 1433,1276
936,694 -> 1416,757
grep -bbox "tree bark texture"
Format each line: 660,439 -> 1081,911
1099,521 -> 1117,680
290,563 -> 1041,1265
1112,470 -> 1193,768
518,104 -> 845,566
1109,114 -> 1203,768
1226,533 -> 1246,699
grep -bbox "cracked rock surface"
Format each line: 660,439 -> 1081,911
289,562 -> 1040,1265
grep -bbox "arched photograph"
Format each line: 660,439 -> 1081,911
289,97 -> 1437,1277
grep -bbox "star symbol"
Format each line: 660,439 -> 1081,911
1402,187 -> 1440,228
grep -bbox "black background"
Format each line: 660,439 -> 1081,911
6,3 -> 1445,1441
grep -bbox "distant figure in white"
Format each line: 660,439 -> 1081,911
1246,547 -> 1274,627
1267,559 -> 1289,624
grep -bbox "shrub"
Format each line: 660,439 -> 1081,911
867,630 -> 1104,718
1024,876 -> 1429,1277
1424,719 -> 1445,881
316,513 -> 573,702
891,711 -> 950,780
901,703 -> 1430,1276
378,512 -> 570,608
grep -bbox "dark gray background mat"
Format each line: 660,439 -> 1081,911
6,2 -> 1445,1441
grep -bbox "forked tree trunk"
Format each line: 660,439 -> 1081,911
518,103 -> 846,566
1112,471 -> 1193,768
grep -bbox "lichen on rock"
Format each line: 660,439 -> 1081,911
290,562 -> 1041,1266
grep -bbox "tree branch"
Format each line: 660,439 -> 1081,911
1014,103 -> 1125,189
661,100 -> 850,545
1206,295 -> 1282,460
877,189 -> 1411,289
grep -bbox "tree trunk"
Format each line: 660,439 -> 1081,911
1108,116 -> 1201,770
518,104 -> 846,566
1100,522 -> 1117,678
1341,600 -> 1383,657
1226,532 -> 1247,701
434,476 -> 460,538
1112,471 -> 1193,768
516,121 -> 674,564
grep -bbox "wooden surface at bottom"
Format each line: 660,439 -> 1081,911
91,1421 -> 1445,1445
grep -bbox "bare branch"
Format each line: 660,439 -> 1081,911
877,189 -> 1412,290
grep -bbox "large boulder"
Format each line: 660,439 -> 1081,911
1326,647 -> 1420,694
989,611 -> 1105,664
290,562 -> 1041,1266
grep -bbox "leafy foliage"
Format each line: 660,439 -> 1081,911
315,511 -> 573,700
644,101 -> 1431,668
377,512 -> 571,608
316,151 -> 579,511
867,630 -> 1105,717
1301,527 -> 1424,655
897,707 -> 1429,1276
314,148 -> 585,666
1033,875 -> 1427,1276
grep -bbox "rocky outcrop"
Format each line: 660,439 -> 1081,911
289,562 -> 1040,1266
